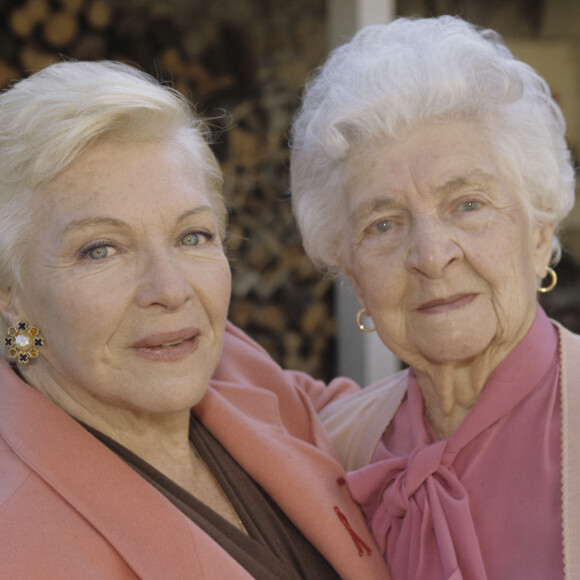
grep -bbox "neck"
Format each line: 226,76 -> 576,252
78,406 -> 207,496
413,358 -> 493,439
74,407 -> 194,474
19,363 -> 193,466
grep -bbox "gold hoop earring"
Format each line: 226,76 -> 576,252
4,321 -> 45,364
537,266 -> 557,294
356,309 -> 375,333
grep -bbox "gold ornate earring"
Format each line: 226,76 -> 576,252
356,309 -> 376,333
537,266 -> 557,294
4,321 -> 45,364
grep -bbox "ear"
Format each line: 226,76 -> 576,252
533,222 -> 555,279
0,286 -> 20,327
340,262 -> 368,313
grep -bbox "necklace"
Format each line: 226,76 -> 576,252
189,441 -> 249,535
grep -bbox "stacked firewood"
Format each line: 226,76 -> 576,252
222,92 -> 337,379
0,0 -> 336,380
1,0 -> 112,84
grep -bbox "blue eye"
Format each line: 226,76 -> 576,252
80,243 -> 116,260
89,246 -> 108,259
374,220 -> 394,233
181,231 -> 213,246
461,200 -> 481,212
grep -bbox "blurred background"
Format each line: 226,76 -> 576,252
1,0 -> 578,383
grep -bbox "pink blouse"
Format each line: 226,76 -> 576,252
346,307 -> 563,580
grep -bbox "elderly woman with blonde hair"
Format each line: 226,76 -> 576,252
290,15 -> 580,579
0,60 -> 391,579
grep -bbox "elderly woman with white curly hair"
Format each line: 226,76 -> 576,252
0,60 -> 392,579
290,15 -> 580,579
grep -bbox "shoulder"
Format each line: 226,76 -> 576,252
552,319 -> 580,384
551,323 -> 580,576
215,321 -> 285,382
0,433 -> 34,510
320,369 -> 409,428
553,319 -> 580,351
320,369 -> 409,471
213,321 -> 358,410
0,436 -> 137,577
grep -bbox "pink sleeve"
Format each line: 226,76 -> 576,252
216,321 -> 360,413
288,369 -> 360,412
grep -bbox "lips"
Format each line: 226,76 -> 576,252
131,328 -> 200,361
417,293 -> 476,313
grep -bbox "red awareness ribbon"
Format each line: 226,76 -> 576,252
334,506 -> 372,557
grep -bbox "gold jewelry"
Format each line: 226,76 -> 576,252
4,321 -> 45,364
537,266 -> 557,293
356,309 -> 375,333
189,441 -> 249,535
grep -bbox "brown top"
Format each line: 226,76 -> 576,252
83,416 -> 341,580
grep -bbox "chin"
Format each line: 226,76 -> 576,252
415,331 -> 494,365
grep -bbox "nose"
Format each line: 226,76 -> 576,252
406,216 -> 462,278
135,250 -> 195,310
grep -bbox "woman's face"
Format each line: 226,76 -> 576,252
345,121 -> 553,370
2,140 -> 231,422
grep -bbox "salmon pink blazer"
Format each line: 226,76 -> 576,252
0,321 -> 391,579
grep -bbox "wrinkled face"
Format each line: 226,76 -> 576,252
345,121 -> 553,369
2,140 -> 231,420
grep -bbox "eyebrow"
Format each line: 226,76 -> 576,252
63,216 -> 129,235
429,170 -> 505,208
176,205 -> 217,223
351,197 -> 396,226
433,170 -> 500,196
62,205 -> 217,235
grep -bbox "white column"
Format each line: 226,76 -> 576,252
328,0 -> 399,386
329,0 -> 395,46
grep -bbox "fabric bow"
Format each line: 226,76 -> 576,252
347,438 -> 488,580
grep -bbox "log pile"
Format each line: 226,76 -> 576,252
0,0 -> 335,380
1,0 -> 113,83
222,94 -> 337,378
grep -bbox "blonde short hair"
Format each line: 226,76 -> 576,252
0,60 -> 226,290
